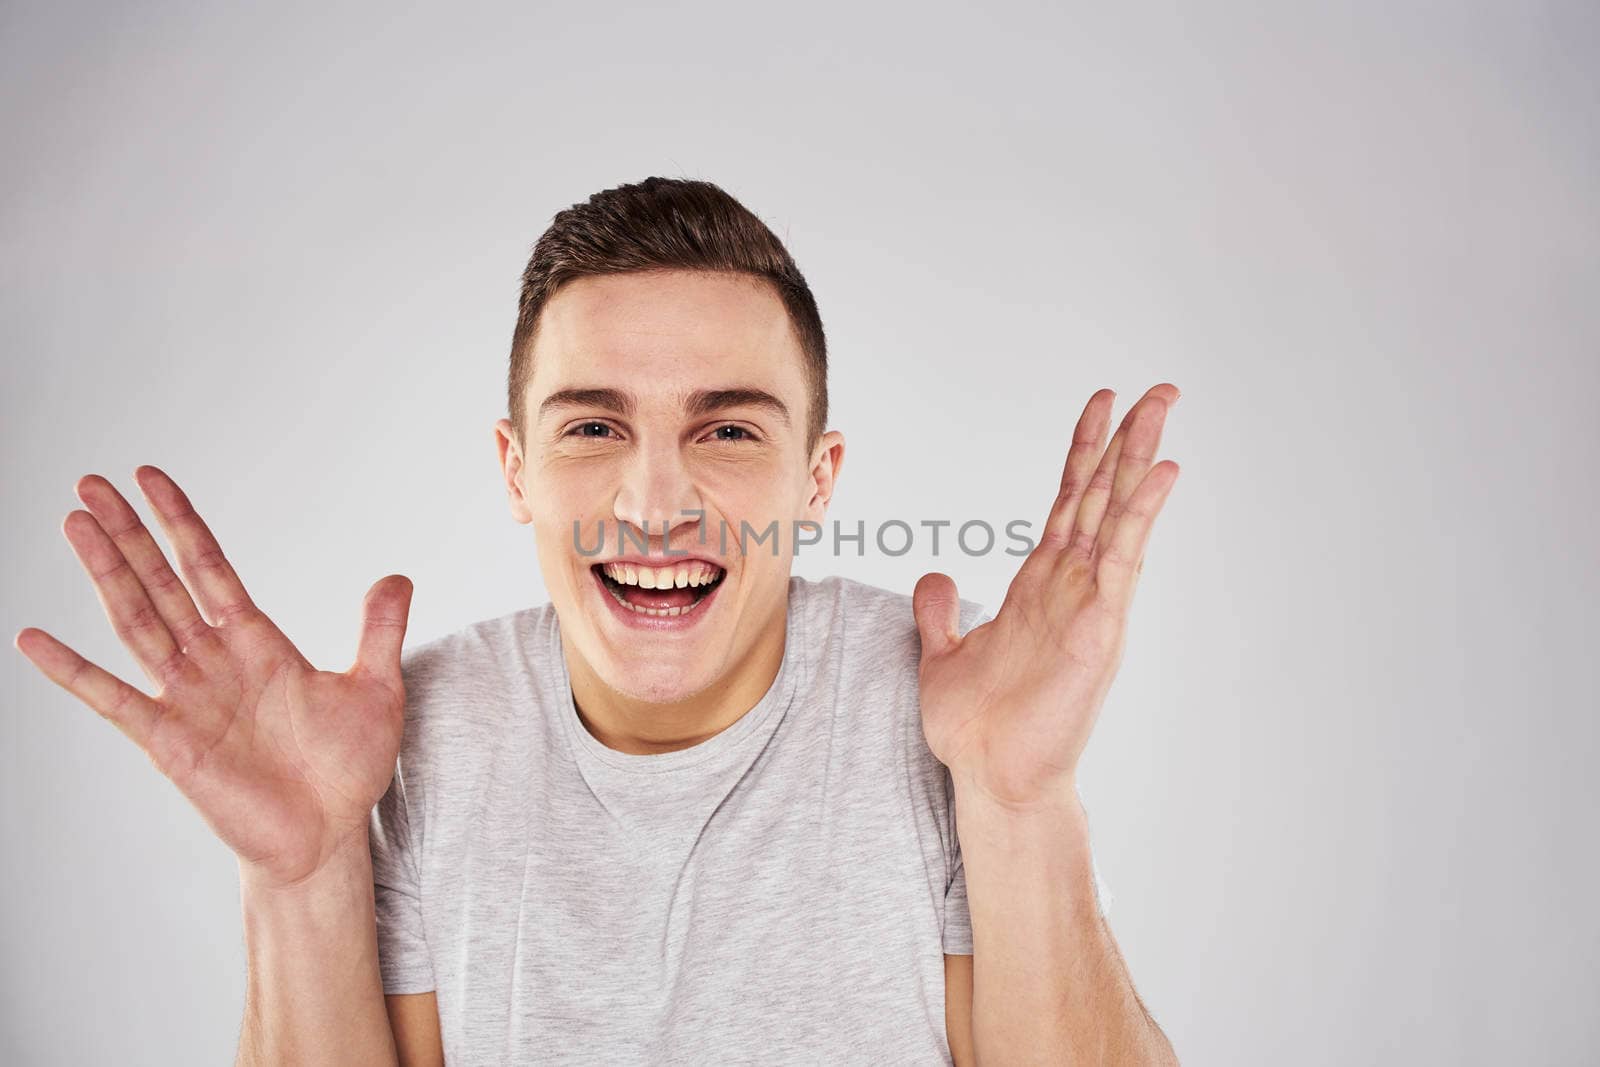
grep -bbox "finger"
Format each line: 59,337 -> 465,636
14,627 -> 162,748
354,575 -> 415,682
76,474 -> 212,653
912,571 -> 961,661
61,508 -> 184,688
1095,461 -> 1180,612
1038,389 -> 1116,553
1091,385 -> 1178,562
133,465 -> 258,626
1072,384 -> 1178,558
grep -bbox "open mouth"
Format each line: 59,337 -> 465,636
591,560 -> 727,619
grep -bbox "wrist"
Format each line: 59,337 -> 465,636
950,765 -> 1082,819
954,776 -> 1090,848
239,830 -> 374,902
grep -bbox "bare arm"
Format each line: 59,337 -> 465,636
386,993 -> 445,1067
13,467 -> 413,1064
945,953 -> 977,1067
237,838 -> 399,1066
957,787 -> 1177,1064
913,384 -> 1185,1062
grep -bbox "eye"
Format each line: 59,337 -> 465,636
566,421 -> 617,439
707,424 -> 757,443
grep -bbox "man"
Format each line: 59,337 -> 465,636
15,176 -> 1181,1064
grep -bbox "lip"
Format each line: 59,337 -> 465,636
588,561 -> 727,633
591,553 -> 727,570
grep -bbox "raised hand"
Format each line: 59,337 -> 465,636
13,466 -> 414,888
913,383 -> 1181,810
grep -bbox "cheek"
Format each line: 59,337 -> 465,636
530,458 -> 616,516
526,471 -> 613,574
702,480 -> 812,560
695,446 -> 806,496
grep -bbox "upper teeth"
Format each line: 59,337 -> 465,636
601,561 -> 722,589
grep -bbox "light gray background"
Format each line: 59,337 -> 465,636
3,2 -> 1596,1064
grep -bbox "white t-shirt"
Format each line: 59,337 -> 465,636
369,574 -> 1107,1064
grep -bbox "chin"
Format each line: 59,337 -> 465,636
599,659 -> 714,705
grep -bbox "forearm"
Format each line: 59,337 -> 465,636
955,779 -> 1177,1065
235,832 -> 399,1067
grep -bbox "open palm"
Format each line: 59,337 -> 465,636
13,466 -> 414,888
914,384 -> 1180,809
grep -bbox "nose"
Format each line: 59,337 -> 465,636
611,437 -> 705,551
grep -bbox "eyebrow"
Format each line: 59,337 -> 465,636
539,386 -> 790,425
539,387 -> 634,419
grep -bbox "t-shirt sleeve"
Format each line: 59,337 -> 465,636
941,601 -> 983,955
943,808 -> 975,955
369,758 -> 436,994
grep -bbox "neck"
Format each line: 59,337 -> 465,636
564,598 -> 789,756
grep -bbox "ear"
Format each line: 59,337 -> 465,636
804,430 -> 845,520
493,418 -> 534,525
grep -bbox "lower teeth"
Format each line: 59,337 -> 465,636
603,579 -> 716,617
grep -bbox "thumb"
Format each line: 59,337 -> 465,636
354,574 -> 414,681
912,571 -> 961,662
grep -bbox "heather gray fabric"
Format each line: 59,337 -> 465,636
369,574 -> 1108,1064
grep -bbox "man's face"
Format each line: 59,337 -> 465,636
495,269 -> 843,705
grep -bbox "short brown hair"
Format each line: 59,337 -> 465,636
507,176 -> 829,450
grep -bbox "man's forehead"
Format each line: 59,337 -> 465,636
529,272 -> 805,392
